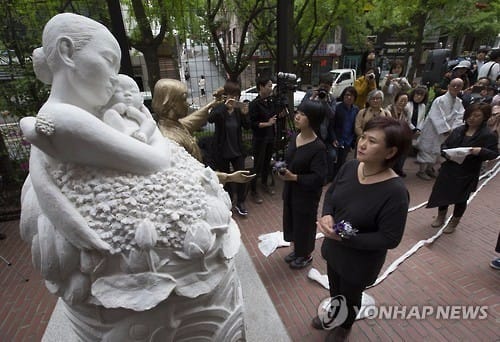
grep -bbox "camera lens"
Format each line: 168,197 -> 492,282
318,89 -> 327,99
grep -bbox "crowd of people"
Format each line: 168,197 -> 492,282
208,48 -> 498,340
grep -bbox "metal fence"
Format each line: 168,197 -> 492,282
0,115 -> 30,221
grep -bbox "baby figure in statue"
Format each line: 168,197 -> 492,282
19,12 -> 245,342
102,74 -> 156,143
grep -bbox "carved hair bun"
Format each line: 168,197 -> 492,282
33,47 -> 53,85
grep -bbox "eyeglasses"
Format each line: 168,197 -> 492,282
449,84 -> 462,89
370,97 -> 382,100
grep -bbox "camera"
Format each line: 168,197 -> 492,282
367,73 -> 375,80
277,72 -> 297,81
317,88 -> 328,100
278,168 -> 287,176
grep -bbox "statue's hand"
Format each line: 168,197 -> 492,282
225,170 -> 256,184
126,106 -> 147,122
111,103 -> 128,114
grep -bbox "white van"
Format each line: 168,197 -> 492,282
329,69 -> 356,100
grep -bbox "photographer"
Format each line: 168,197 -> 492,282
379,59 -> 411,107
354,68 -> 378,109
302,72 -> 337,182
208,81 -> 251,216
249,76 -> 284,203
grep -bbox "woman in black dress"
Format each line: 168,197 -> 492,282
427,103 -> 498,233
279,100 -> 327,269
314,117 -> 412,341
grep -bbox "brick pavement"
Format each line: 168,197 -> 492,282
0,156 -> 499,341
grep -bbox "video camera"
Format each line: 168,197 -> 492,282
275,72 -> 299,108
274,72 -> 300,160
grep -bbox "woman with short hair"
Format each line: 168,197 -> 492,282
313,116 -> 412,341
354,89 -> 391,139
279,100 -> 327,269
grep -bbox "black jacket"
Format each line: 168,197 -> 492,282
208,103 -> 251,165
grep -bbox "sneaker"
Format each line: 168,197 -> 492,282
235,203 -> 248,216
251,192 -> 263,204
489,257 -> 500,270
416,171 -> 432,180
289,256 -> 313,269
284,251 -> 296,263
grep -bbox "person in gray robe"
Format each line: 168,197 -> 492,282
416,78 -> 465,180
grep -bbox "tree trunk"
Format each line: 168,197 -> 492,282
141,46 -> 162,92
407,11 -> 426,84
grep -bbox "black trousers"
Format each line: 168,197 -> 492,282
251,140 -> 274,193
393,154 -> 407,175
331,147 -> 350,181
438,202 -> 467,218
327,264 -> 365,329
217,155 -> 246,204
282,197 -> 317,257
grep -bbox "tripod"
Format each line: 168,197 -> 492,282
0,255 -> 29,282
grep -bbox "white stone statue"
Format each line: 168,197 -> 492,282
102,74 -> 157,144
19,13 -> 245,341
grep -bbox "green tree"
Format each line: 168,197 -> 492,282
292,0 -> 367,76
0,0 -> 110,118
365,0 -> 500,82
122,0 -> 210,90
204,0 -> 274,82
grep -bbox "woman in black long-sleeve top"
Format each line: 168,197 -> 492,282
278,100 -> 327,269
314,117 -> 412,341
427,103 -> 499,233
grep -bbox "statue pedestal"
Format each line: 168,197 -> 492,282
42,243 -> 291,342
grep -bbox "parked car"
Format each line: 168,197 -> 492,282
240,84 -> 306,108
329,69 -> 356,100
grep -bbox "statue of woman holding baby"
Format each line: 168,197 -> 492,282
20,13 -> 245,341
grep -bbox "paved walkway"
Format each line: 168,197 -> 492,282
1,156 -> 499,341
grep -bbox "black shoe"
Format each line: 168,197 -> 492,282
0,233 -> 5,240
284,251 -> 296,263
289,256 -> 312,269
235,203 -> 248,216
251,192 -> 263,204
311,316 -> 325,330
